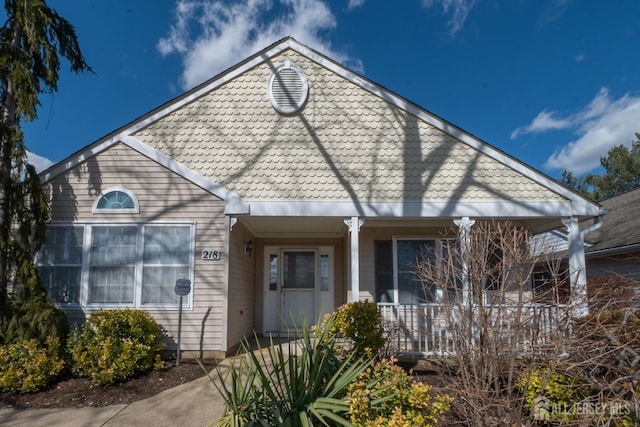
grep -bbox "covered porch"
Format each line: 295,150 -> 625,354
234,210 -> 601,355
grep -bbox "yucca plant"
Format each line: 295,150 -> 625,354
208,315 -> 374,427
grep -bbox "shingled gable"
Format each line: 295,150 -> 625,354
41,37 -> 600,225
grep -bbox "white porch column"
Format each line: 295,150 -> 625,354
454,217 -> 475,306
344,217 -> 364,302
562,216 -> 588,316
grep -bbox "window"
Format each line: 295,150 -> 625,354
396,239 -> 438,304
36,223 -> 194,309
375,238 -> 456,304
532,271 -> 569,303
36,226 -> 84,304
88,226 -> 137,304
93,188 -> 139,213
283,251 -> 315,289
142,225 -> 191,306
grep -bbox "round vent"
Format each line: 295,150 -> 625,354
268,61 -> 308,114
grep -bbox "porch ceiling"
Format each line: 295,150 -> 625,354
241,216 -> 347,237
239,216 -> 563,237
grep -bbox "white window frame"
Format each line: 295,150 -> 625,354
40,221 -> 195,310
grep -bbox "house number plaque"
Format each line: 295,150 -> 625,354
201,250 -> 221,260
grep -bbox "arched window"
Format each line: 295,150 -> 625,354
92,188 -> 139,213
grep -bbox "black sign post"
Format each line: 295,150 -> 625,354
174,278 -> 191,366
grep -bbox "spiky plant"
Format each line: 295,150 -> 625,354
208,315 -> 373,427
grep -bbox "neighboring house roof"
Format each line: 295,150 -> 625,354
40,37 -> 601,222
584,188 -> 640,257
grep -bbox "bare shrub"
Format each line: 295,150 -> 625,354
587,274 -> 638,312
414,221 -> 573,426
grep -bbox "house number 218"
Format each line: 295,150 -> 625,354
201,250 -> 221,260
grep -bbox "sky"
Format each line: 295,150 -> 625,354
18,0 -> 640,180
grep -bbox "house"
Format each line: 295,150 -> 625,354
37,37 -> 602,358
533,188 -> 640,299
584,188 -> 640,284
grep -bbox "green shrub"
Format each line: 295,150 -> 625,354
319,300 -> 385,357
347,358 -> 453,426
0,292 -> 69,346
71,309 -> 164,385
517,364 -> 589,422
0,337 -> 65,393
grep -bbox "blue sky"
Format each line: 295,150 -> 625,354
20,0 -> 640,179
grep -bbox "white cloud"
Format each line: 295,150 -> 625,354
510,110 -> 571,139
422,0 -> 477,37
159,0 -> 362,90
26,151 -> 53,173
347,0 -> 365,10
513,87 -> 640,175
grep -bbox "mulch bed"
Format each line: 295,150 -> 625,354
0,358 -> 217,410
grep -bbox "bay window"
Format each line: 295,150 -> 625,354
36,223 -> 194,309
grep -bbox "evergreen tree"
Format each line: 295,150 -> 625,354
0,0 -> 90,343
560,133 -> 640,202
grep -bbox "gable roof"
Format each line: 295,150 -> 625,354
40,37 -> 601,220
584,188 -> 640,256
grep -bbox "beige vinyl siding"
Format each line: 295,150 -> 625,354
226,220 -> 256,350
43,143 -> 229,354
134,49 -> 564,204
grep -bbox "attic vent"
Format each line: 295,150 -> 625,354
268,61 -> 308,114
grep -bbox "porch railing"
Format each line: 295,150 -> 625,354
377,302 -> 571,356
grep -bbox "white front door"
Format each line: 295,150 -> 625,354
263,246 -> 333,335
281,250 -> 316,330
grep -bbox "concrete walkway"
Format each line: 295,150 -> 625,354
0,362 -> 228,427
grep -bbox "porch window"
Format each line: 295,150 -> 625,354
36,223 -> 194,309
375,238 -> 452,304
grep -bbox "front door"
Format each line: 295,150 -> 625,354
263,246 -> 333,335
281,251 -> 316,330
